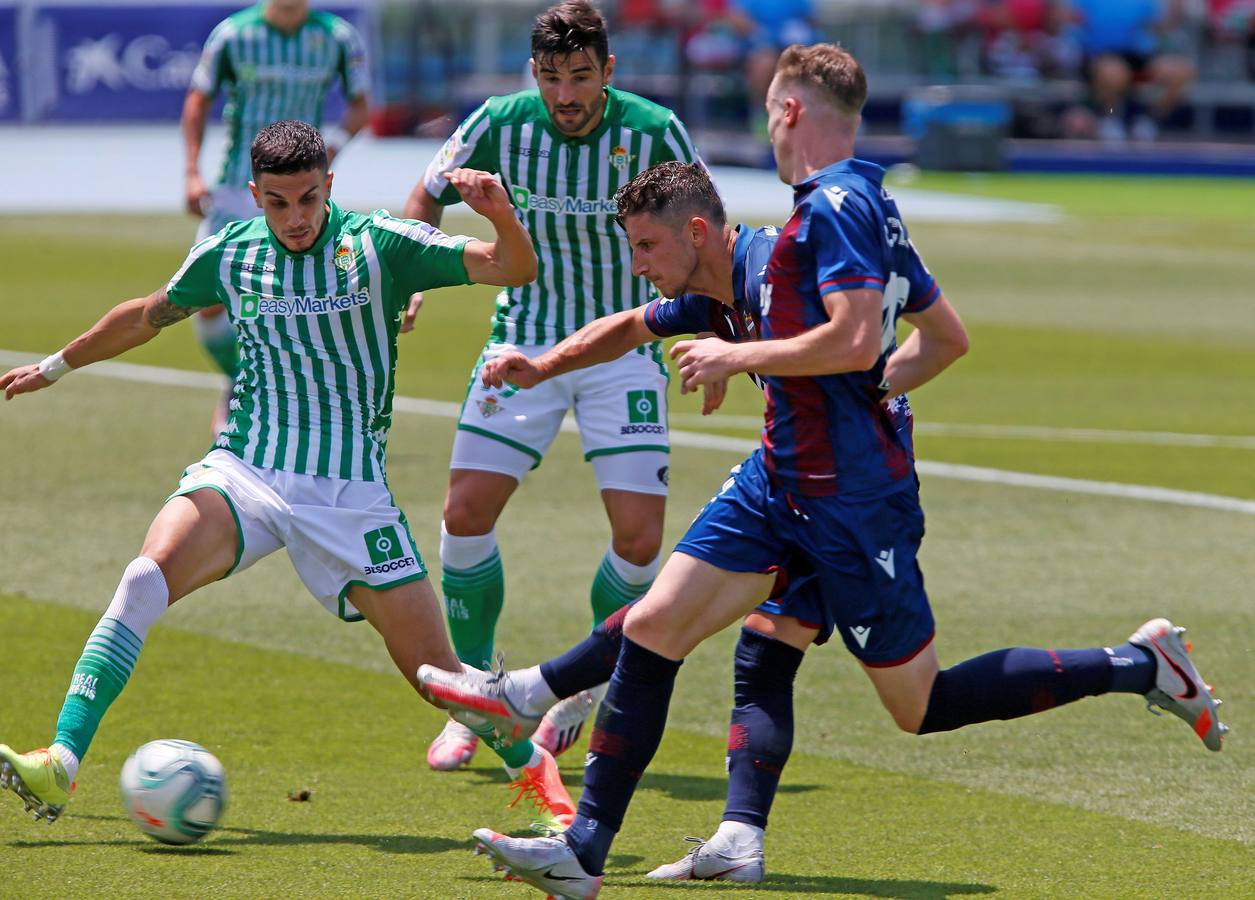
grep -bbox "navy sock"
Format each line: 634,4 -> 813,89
1105,642 -> 1156,694
564,636 -> 681,875
919,646 -> 1133,734
540,602 -> 632,699
723,628 -> 803,830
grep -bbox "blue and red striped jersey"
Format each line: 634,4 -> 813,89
759,158 -> 940,499
642,223 -> 778,389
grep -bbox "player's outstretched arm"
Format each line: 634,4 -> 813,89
326,94 -> 369,166
452,168 -> 537,287
671,287 -> 883,391
480,306 -> 658,389
1,288 -> 188,400
181,89 -> 214,217
882,294 -> 968,398
403,180 -> 444,227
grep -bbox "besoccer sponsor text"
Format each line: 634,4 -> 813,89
362,525 -> 417,575
363,556 -> 418,575
621,389 -> 664,435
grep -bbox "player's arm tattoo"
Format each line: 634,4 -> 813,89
144,291 -> 196,329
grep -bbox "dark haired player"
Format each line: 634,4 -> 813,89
0,121 -> 574,832
403,0 -> 703,771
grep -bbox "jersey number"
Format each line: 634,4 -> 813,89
880,274 -> 911,354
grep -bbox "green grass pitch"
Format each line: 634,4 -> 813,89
1,173 -> 1253,896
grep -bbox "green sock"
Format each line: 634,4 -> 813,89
589,550 -> 654,626
53,618 -> 142,761
442,550 -> 504,670
204,334 -> 241,379
465,720 -> 534,770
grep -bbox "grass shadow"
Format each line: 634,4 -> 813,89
11,814 -> 463,856
466,764 -> 822,806
639,772 -> 822,804
616,872 -> 998,898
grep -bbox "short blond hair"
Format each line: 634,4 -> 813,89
774,44 -> 867,117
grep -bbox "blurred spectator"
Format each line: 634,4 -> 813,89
917,0 -> 981,80
613,0 -> 682,77
1065,0 -> 1197,143
687,0 -> 813,136
978,0 -> 1080,81
1209,0 -> 1255,79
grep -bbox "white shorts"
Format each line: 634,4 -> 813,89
195,185 -> 258,241
170,449 -> 426,621
451,341 -> 671,495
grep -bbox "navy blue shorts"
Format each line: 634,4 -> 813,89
756,553 -> 832,645
675,450 -> 935,665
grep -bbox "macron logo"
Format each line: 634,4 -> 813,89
824,186 -> 848,214
850,625 -> 872,649
874,548 -> 895,579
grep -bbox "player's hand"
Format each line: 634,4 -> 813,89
700,378 -> 728,415
185,173 -> 210,218
448,168 -> 514,221
480,351 -> 542,389
671,338 -> 742,393
400,293 -> 423,333
689,331 -> 727,413
0,364 -> 53,401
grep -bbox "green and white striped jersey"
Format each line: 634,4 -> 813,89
192,5 -> 369,189
422,87 -> 699,344
167,201 -> 470,482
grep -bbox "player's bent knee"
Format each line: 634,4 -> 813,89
896,709 -> 927,735
610,534 -> 663,568
103,557 -> 171,635
623,602 -> 689,658
443,469 -> 518,535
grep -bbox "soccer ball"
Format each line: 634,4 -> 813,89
119,739 -> 227,845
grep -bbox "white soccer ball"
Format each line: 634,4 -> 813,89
119,739 -> 227,845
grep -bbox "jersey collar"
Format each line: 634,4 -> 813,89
730,224 -> 752,307
267,200 -> 342,259
793,157 -> 884,194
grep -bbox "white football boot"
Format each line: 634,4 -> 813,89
1128,618 -> 1227,751
534,686 -> 602,757
418,663 -> 541,745
425,718 -> 479,770
473,828 -> 602,899
646,829 -> 765,882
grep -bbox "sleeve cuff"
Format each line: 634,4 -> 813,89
819,275 -> 886,294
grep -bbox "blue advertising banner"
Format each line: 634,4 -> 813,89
0,5 -> 19,121
24,3 -> 366,122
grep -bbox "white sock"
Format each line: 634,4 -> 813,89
192,308 -> 235,345
714,819 -> 765,853
605,544 -> 660,587
49,743 -> 80,782
513,665 -> 559,717
103,557 -> 169,640
439,521 -> 498,570
503,745 -> 544,779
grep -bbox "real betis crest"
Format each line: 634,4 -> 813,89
334,244 -> 355,272
477,396 -> 505,418
608,145 -> 634,170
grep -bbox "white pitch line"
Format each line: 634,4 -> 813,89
669,412 -> 1255,451
4,350 -> 1253,516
